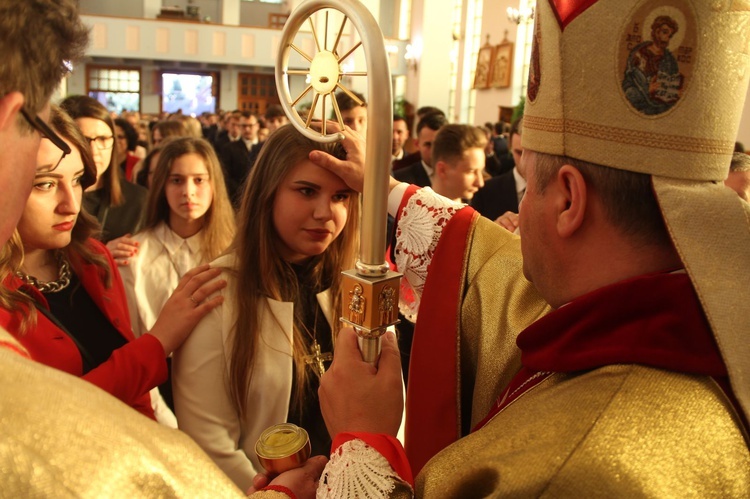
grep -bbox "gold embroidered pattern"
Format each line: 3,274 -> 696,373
523,115 -> 564,133
524,115 -> 734,154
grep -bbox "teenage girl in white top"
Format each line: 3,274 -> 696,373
121,137 -> 235,424
122,137 -> 235,337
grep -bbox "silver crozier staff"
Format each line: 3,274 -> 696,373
275,0 -> 401,363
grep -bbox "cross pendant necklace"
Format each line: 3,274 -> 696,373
304,340 -> 333,377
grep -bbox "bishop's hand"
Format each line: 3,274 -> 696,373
319,327 -> 403,438
308,124 -> 367,193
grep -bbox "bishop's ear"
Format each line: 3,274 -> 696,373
555,164 -> 587,238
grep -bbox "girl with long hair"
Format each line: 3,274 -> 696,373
122,137 -> 235,339
0,106 -> 226,421
121,137 -> 235,415
60,95 -> 148,266
173,124 -> 359,491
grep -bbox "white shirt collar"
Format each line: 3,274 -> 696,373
156,223 -> 203,257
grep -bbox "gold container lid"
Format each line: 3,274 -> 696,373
255,423 -> 311,474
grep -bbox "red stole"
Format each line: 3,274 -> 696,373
400,185 -> 479,476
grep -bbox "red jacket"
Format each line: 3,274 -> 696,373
0,239 -> 166,419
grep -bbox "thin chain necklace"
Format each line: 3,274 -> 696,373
478,371 -> 554,432
299,304 -> 332,378
16,252 -> 72,293
292,260 -> 333,378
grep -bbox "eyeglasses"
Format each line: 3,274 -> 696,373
240,123 -> 258,128
84,134 -> 115,150
20,107 -> 71,170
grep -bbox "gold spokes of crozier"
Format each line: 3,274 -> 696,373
278,9 -> 366,141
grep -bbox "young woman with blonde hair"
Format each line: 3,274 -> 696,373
173,124 -> 359,491
0,106 -> 225,421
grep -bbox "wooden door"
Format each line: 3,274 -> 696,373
237,73 -> 280,116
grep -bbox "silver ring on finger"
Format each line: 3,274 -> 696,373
190,294 -> 198,306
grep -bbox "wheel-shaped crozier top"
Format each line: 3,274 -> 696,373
276,4 -> 367,143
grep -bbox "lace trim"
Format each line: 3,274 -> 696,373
317,439 -> 400,498
393,188 -> 465,322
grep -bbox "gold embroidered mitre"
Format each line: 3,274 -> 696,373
524,0 -> 747,178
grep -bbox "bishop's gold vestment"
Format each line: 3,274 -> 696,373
417,365 -> 750,497
416,218 -> 750,496
0,328 -> 244,498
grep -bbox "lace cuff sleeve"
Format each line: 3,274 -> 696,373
318,438 -> 412,498
392,188 -> 465,321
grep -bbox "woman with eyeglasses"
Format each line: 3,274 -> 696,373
0,106 -> 227,421
60,95 -> 147,267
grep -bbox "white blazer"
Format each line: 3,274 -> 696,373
172,253 -> 335,492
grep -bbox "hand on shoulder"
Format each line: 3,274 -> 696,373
147,264 -> 227,355
105,234 -> 140,267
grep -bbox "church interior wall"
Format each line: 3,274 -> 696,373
472,0 -> 519,126
67,0 -> 750,147
78,0 -> 145,19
